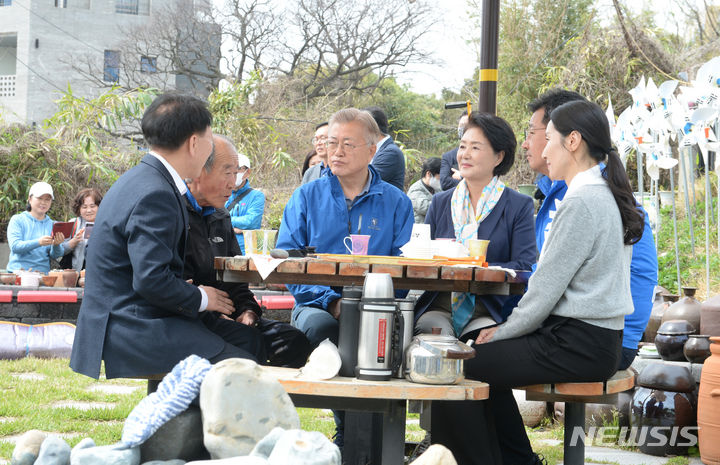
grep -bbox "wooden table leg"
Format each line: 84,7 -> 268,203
380,400 -> 407,465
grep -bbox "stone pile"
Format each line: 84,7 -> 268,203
10,358 -> 457,465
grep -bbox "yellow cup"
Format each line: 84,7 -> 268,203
242,229 -> 278,255
467,239 -> 490,259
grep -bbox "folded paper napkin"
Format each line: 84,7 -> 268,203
120,354 -> 211,448
246,254 -> 286,280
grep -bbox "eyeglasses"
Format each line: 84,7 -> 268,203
312,136 -> 328,144
325,141 -> 372,152
524,126 -> 546,139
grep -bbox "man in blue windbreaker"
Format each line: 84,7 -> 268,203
277,107 -> 414,348
225,153 -> 265,254
523,88 -> 658,370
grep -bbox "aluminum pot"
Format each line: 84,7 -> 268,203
404,334 -> 475,384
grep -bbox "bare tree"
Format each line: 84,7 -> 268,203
270,0 -> 436,99
217,0 -> 280,81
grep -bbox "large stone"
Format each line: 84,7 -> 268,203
70,438 -> 96,464
141,461 -> 187,465
512,390 -> 547,427
140,405 -> 208,462
251,427 -> 340,465
410,444 -> 458,465
10,429 -> 46,465
71,444 -> 140,465
185,458 -> 268,465
200,359 -> 300,459
35,436 -> 71,465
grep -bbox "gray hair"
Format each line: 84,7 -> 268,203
204,134 -> 237,172
328,108 -> 382,144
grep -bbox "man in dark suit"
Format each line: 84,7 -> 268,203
184,134 -> 311,368
364,106 -> 405,190
70,93 -> 265,379
439,111 -> 469,190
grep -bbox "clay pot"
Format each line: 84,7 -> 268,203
637,363 -> 697,393
701,294 -> 720,337
662,286 -> 702,334
631,387 -> 696,456
645,294 -> 679,343
699,337 -> 720,465
40,275 -> 58,287
684,335 -> 711,363
0,273 -> 16,285
655,320 -> 695,361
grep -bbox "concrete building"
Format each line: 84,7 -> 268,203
0,0 -> 219,125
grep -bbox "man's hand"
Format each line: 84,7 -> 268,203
451,168 -> 462,181
200,285 -> 234,316
475,326 -> 498,345
233,227 -> 242,234
328,299 -> 341,319
236,310 -> 258,326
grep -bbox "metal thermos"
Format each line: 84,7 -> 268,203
338,286 -> 363,377
356,273 -> 397,381
394,298 -> 415,378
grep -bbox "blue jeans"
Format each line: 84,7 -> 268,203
290,305 -> 339,349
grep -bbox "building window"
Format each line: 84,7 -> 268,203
140,56 -> 157,73
0,0 -> 12,6
115,0 -> 137,14
103,50 -> 120,83
54,0 -> 67,7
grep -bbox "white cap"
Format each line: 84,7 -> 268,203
237,154 -> 251,169
29,181 -> 54,200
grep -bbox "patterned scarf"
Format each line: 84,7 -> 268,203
450,177 -> 505,336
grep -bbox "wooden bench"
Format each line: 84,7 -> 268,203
521,369 -> 636,465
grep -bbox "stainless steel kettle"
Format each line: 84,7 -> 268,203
405,332 -> 476,384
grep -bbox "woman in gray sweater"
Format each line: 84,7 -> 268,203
431,100 -> 645,465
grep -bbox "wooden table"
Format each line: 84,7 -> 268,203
214,256 -> 528,465
214,256 -> 529,294
261,366 -> 489,465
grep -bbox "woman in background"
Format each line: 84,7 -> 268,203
6,181 -> 65,273
61,188 -> 103,271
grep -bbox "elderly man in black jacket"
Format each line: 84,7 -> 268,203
185,134 -> 311,367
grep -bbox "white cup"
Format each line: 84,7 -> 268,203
410,223 -> 431,242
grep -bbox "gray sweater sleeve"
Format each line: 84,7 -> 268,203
492,195 -> 595,341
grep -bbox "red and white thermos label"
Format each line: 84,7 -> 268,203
377,318 -> 387,362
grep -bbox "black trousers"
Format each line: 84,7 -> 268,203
431,316 -> 622,465
201,312 -> 267,364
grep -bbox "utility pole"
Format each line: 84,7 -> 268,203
478,0 -> 500,115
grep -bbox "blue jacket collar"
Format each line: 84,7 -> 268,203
536,175 -> 566,197
184,190 -> 215,217
232,180 -> 253,196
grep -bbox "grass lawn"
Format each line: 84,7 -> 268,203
0,357 -> 568,463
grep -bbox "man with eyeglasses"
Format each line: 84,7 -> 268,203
523,88 -> 657,371
277,108 -> 413,450
225,153 -> 266,254
302,122 -> 330,184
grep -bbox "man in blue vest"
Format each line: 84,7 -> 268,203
523,89 -> 658,370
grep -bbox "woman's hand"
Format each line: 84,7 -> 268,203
475,326 -> 498,344
51,232 -> 65,246
38,235 -> 53,246
67,228 -> 85,249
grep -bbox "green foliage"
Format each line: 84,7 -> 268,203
656,178 -> 720,297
